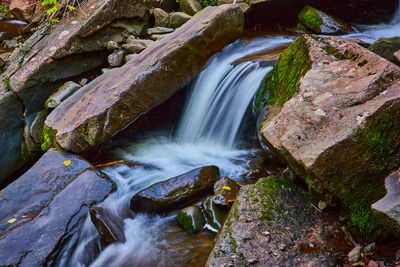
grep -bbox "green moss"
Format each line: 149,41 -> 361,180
198,0 -> 216,7
41,126 -> 57,152
254,35 -> 312,112
177,210 -> 195,233
297,5 -> 322,33
3,76 -> 11,90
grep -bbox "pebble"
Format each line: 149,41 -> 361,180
347,245 -> 362,263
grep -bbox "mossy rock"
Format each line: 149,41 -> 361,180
259,34 -> 400,240
41,126 -> 57,152
297,5 -> 351,35
369,37 -> 400,65
177,205 -> 205,233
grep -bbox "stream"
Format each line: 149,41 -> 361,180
56,9 -> 400,267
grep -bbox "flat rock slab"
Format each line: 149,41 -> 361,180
44,4 -> 244,153
130,166 -> 220,213
206,177 -> 335,266
259,35 -> 400,236
0,149 -> 115,266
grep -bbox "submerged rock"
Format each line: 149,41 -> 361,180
44,5 -> 244,153
89,206 -> 126,243
206,176 -> 334,266
212,176 -> 241,209
130,166 -> 220,213
177,205 -> 206,233
0,149 -> 115,266
257,34 -> 400,238
298,5 -> 351,35
45,81 -> 81,110
369,37 -> 400,65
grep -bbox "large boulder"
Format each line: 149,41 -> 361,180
0,149 -> 115,266
44,4 -> 244,153
206,176 -> 336,266
297,5 -> 351,35
130,166 -> 220,212
0,0 -> 155,182
369,37 -> 400,65
257,34 -> 400,238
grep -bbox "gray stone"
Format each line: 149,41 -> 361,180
150,33 -> 172,41
154,8 -> 170,27
45,81 -> 81,110
121,42 -> 147,54
0,149 -> 115,266
111,18 -> 148,36
147,26 -> 174,35
181,0 -> 202,16
108,50 -> 125,67
347,245 -> 362,263
169,12 -> 192,28
107,40 -> 119,51
30,109 -> 49,145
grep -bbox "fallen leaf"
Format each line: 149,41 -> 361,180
7,218 -> 17,224
64,160 -> 71,166
222,186 -> 231,191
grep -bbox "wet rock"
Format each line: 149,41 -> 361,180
45,81 -> 81,110
298,5 -> 351,35
147,27 -> 174,35
177,205 -> 206,233
206,176 -> 334,266
169,12 -> 192,28
44,5 -> 244,153
181,0 -> 202,16
281,167 -> 297,182
154,8 -> 170,27
107,40 -> 119,51
369,37 -> 400,65
257,34 -> 400,237
0,19 -> 34,36
130,166 -> 220,213
348,245 -> 362,263
212,176 -> 241,209
372,170 -> 400,235
202,196 -> 227,229
89,206 -> 126,243
108,50 -> 125,67
0,149 -> 115,266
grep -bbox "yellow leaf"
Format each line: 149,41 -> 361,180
64,160 -> 71,166
7,218 -> 17,224
222,186 -> 231,191
67,5 -> 76,11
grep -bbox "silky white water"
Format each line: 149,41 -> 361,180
57,36 -> 293,267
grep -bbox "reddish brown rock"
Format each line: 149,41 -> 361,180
44,5 -> 244,153
9,0 -> 36,22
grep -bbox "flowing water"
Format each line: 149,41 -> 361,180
57,36 -> 294,267
57,5 -> 400,266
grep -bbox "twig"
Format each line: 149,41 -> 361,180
95,160 -> 125,168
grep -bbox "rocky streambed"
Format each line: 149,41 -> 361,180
1,0 -> 400,266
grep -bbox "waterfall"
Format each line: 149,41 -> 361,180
393,0 -> 400,24
176,37 -> 291,148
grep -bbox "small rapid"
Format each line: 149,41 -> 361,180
58,36 -> 293,267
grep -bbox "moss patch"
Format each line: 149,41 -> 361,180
177,209 -> 195,233
254,35 -> 312,112
297,5 -> 323,33
41,126 -> 57,152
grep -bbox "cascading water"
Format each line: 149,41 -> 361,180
56,36 -> 293,267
